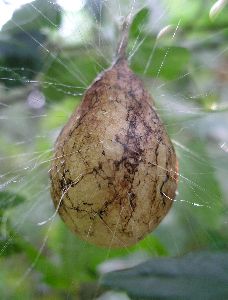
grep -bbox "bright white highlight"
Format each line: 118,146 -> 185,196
0,0 -> 33,29
209,0 -> 227,20
156,25 -> 174,40
57,0 -> 86,12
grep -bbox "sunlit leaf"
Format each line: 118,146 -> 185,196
0,0 -> 62,87
2,0 -> 61,34
130,8 -> 150,38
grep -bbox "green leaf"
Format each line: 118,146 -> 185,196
0,0 -> 61,88
154,134 -> 224,255
0,30 -> 46,57
131,42 -> 190,80
40,97 -> 80,131
0,237 -> 22,256
0,191 -> 26,210
0,31 -> 47,87
130,8 -> 150,38
165,0 -> 228,30
2,0 -> 61,34
101,252 -> 228,300
175,138 -> 223,249
43,53 -> 107,101
0,225 -> 64,286
46,221 -> 168,288
15,234 -> 64,288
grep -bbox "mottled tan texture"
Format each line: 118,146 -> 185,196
50,58 -> 178,248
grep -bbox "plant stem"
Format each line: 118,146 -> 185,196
116,14 -> 132,60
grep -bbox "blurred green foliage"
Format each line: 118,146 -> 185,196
0,0 -> 228,299
102,252 -> 228,299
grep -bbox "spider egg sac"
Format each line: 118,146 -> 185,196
50,56 -> 178,248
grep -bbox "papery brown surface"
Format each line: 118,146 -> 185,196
50,58 -> 178,248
